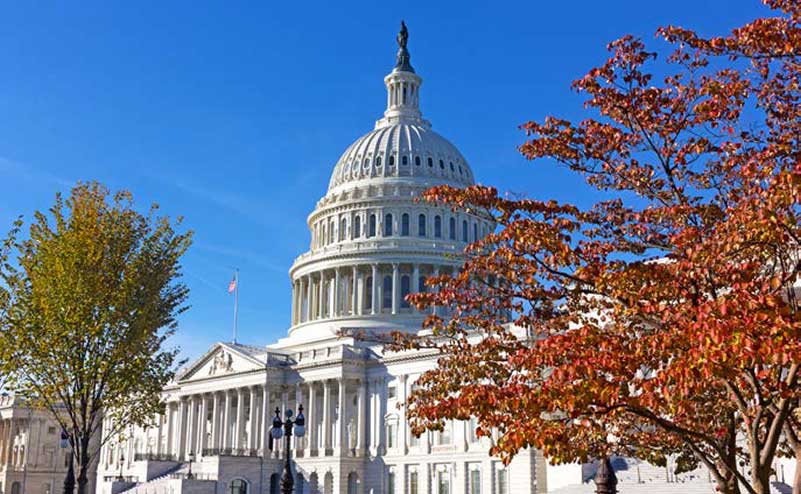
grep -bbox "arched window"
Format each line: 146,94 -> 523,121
402,155 -> 408,165
384,213 -> 393,237
449,217 -> 456,240
401,275 -> 411,308
401,213 -> 410,236
473,223 -> 478,242
418,214 -> 426,237
427,157 -> 433,167
340,218 -> 347,241
365,276 -> 373,311
329,220 -> 335,244
321,223 -> 327,246
462,220 -> 469,242
418,276 -> 427,293
229,479 -> 248,494
383,276 -> 393,310
389,155 -> 395,167
368,214 -> 377,238
347,473 -> 360,494
439,159 -> 445,169
376,156 -> 382,167
434,215 -> 442,238
415,156 -> 421,166
11,482 -> 20,494
354,216 -> 361,239
450,162 -> 454,172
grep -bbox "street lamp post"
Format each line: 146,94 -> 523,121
187,452 -> 195,480
270,404 -> 305,494
117,454 -> 125,482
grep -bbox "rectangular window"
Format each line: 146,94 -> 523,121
437,470 -> 450,494
408,469 -> 419,494
468,465 -> 481,494
436,421 -> 452,445
468,417 -> 479,443
387,469 -> 396,494
495,465 -> 508,494
386,422 -> 397,448
47,427 -> 56,435
388,386 -> 397,400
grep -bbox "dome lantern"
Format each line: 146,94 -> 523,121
376,22 -> 428,130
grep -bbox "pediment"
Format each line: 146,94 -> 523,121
176,343 -> 266,382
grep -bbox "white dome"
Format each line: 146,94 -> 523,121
327,123 -> 475,192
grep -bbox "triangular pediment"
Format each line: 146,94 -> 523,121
176,342 -> 266,382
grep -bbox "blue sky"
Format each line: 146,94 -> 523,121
0,0 -> 768,363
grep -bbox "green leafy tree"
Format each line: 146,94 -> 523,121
0,182 -> 192,494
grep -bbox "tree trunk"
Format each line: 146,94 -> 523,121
793,447 -> 801,494
715,460 -> 741,494
77,435 -> 91,494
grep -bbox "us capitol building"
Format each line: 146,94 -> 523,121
91,24 -> 735,494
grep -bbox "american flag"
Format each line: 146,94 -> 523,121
228,277 -> 237,293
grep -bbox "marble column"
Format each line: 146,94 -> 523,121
211,393 -> 220,449
337,379 -> 347,452
392,263 -> 400,315
334,268 -> 341,317
413,264 -> 420,294
399,375 -> 408,454
248,387 -> 258,450
308,382 -> 317,455
318,271 -> 326,319
432,266 -> 440,316
235,388 -> 245,449
184,397 -> 195,458
165,404 -> 175,457
294,384 -> 303,452
305,275 -> 312,322
369,380 -> 378,456
371,264 -> 378,315
357,380 -> 366,455
351,266 -> 358,315
323,380 -> 332,452
261,384 -> 271,458
198,396 -> 208,455
222,391 -> 231,449
357,270 -> 364,316
177,400 -> 187,459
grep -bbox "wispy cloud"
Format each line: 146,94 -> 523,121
0,156 -> 74,188
193,243 -> 288,275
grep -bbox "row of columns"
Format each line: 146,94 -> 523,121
291,263 -> 454,326
0,419 -> 20,467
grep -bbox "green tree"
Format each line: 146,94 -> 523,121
0,182 -> 192,494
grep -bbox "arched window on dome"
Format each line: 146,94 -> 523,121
428,157 -> 433,168
376,156 -> 382,167
418,214 -> 426,237
365,276 -> 373,311
354,216 -> 361,239
321,223 -> 327,246
462,220 -> 469,242
449,217 -> 456,240
340,218 -> 347,242
439,159 -> 445,170
434,215 -> 442,238
329,219 -> 335,244
450,162 -> 455,172
389,155 -> 395,167
384,213 -> 393,237
401,214 -> 410,236
382,276 -> 393,311
402,156 -> 408,166
368,214 -> 377,238
401,275 -> 411,308
415,156 -> 421,166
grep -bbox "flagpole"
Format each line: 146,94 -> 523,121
233,269 -> 239,344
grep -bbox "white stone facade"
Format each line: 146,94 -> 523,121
0,395 -> 97,494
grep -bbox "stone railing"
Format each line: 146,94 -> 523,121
133,453 -> 177,462
201,448 -> 260,458
291,237 -> 464,266
293,344 -> 369,365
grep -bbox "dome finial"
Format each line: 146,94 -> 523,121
394,20 -> 414,73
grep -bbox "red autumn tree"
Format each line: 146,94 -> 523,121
385,3 -> 801,494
